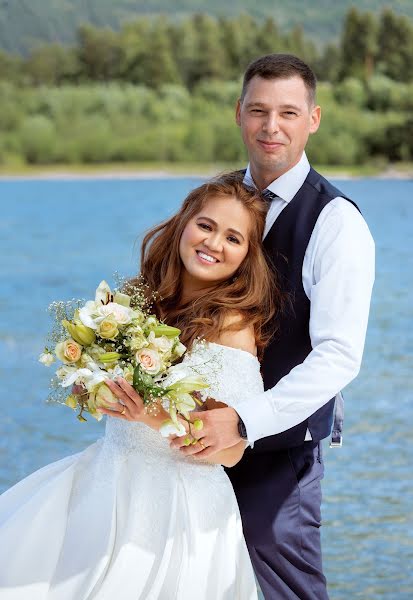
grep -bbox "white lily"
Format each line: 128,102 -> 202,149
113,291 -> 131,307
173,392 -> 197,413
78,301 -> 99,329
160,364 -> 194,388
60,367 -> 107,390
95,280 -> 112,304
159,419 -> 187,438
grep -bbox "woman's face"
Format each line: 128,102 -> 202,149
179,195 -> 252,293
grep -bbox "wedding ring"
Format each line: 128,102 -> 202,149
120,407 -> 126,415
198,440 -> 205,449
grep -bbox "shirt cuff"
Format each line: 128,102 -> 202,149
236,392 -> 277,445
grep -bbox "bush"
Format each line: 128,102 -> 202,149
366,75 -> 396,111
183,120 -> 216,162
19,115 -> 57,163
334,77 -> 367,108
0,78 -> 410,167
365,114 -> 413,161
194,79 -> 241,105
74,116 -> 114,163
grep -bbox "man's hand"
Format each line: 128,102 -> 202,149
169,406 -> 242,459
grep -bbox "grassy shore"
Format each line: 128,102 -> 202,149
0,161 -> 411,179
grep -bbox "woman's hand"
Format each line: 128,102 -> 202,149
98,378 -> 145,421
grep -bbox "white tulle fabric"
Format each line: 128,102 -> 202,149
0,342 -> 263,599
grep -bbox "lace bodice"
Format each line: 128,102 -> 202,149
103,342 -> 263,463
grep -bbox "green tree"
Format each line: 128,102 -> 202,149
0,50 -> 23,84
339,8 -> 378,80
77,25 -> 121,81
24,45 -> 79,85
171,17 -> 199,88
236,13 -> 261,67
219,17 -> 246,80
314,43 -> 341,82
284,26 -> 317,65
190,14 -> 229,85
142,17 -> 181,89
256,17 -> 281,57
377,9 -> 413,82
117,19 -> 151,84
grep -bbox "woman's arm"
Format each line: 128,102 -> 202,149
100,380 -> 245,466
98,378 -> 172,431
198,315 -> 257,467
201,440 -> 247,468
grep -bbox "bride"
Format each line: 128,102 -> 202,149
0,172 -> 279,599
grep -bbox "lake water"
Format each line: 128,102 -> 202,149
0,176 -> 412,599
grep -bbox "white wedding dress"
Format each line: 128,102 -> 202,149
0,342 -> 263,600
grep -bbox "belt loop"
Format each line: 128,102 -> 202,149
330,392 -> 344,448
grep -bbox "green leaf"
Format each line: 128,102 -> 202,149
133,364 -> 154,393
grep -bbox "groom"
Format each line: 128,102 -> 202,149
171,54 -> 375,598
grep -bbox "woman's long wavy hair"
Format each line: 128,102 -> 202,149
132,172 -> 282,358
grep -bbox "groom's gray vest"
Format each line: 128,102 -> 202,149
246,167 -> 358,454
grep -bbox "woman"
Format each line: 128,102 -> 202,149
0,172 -> 280,599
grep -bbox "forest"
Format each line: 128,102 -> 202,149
0,7 -> 412,167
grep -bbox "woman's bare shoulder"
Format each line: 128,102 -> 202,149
213,312 -> 257,357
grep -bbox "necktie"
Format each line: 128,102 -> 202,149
262,189 -> 278,204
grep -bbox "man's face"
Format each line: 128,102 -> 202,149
236,75 -> 321,186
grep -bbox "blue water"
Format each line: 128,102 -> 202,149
0,177 -> 412,598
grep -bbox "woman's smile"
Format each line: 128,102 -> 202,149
195,250 -> 220,265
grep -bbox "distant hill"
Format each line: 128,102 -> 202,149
1,0 -> 412,55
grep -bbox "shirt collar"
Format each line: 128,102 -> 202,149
244,152 -> 310,203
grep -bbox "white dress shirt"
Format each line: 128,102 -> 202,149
236,152 -> 375,443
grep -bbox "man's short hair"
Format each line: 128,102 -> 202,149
241,53 -> 317,106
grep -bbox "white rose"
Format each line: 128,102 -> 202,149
98,302 -> 134,325
125,325 -> 148,351
39,352 -> 55,367
148,331 -> 173,354
136,348 -> 161,375
144,316 -> 158,331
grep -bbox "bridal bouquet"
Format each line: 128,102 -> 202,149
39,279 -> 208,437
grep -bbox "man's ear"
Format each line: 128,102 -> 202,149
235,99 -> 241,126
310,105 -> 321,134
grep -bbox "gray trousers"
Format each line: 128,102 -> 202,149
228,441 -> 329,600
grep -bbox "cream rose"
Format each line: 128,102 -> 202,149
136,348 -> 161,375
55,339 -> 82,363
122,366 -> 134,385
97,317 -> 119,339
126,326 -> 148,351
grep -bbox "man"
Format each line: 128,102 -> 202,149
171,54 -> 375,598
